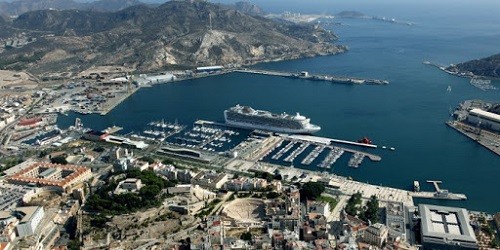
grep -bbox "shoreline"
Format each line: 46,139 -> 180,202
423,61 -> 500,81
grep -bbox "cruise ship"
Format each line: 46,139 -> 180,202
224,105 -> 321,134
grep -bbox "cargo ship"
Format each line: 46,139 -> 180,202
224,105 -> 321,134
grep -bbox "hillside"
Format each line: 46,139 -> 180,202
447,54 -> 500,78
0,0 -> 144,16
0,0 -> 346,74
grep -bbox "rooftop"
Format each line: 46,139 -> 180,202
419,204 -> 477,243
469,108 -> 500,123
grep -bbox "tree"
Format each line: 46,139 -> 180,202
240,231 -> 252,241
139,156 -> 156,164
361,195 -> 379,223
265,192 -> 280,199
345,192 -> 362,216
300,182 -> 325,201
50,155 -> 68,164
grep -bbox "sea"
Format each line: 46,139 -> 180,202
57,1 -> 500,213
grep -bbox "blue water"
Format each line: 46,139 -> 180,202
58,4 -> 500,213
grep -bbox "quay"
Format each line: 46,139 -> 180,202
233,69 -> 389,85
446,120 -> 500,156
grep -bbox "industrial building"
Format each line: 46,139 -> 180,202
466,108 -> 500,132
419,204 -> 478,250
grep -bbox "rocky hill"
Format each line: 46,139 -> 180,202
447,54 -> 500,78
233,1 -> 265,16
0,0 -> 143,16
0,0 -> 346,74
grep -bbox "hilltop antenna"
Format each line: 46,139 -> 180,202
209,13 -> 213,30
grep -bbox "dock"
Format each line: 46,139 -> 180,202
287,134 -> 378,149
233,69 -> 389,85
409,180 -> 467,200
284,135 -> 381,161
104,126 -> 123,134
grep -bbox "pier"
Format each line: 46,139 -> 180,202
287,134 -> 378,149
408,180 -> 467,200
233,69 -> 389,85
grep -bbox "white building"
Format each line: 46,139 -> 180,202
364,223 -> 389,247
467,108 -> 500,132
307,201 -> 330,218
13,207 -> 45,237
114,178 -> 143,195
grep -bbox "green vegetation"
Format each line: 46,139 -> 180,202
344,193 -> 380,223
360,195 -> 379,223
240,231 -> 253,241
0,52 -> 45,70
449,53 -> 500,78
139,155 -> 156,164
50,155 -> 68,164
317,195 -> 338,211
345,192 -> 362,216
491,237 -> 500,248
265,191 -> 281,199
86,170 -> 174,215
93,146 -> 105,153
481,224 -> 495,237
254,171 -> 282,182
67,239 -> 82,250
197,198 -> 222,217
299,182 -> 325,201
0,156 -> 24,172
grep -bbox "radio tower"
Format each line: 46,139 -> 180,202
209,13 -> 213,30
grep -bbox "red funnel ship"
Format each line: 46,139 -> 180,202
357,137 -> 373,145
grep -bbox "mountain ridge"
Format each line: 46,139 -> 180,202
0,0 -> 144,16
0,0 -> 346,74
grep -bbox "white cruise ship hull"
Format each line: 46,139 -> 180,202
224,119 -> 320,134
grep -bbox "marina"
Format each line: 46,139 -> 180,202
301,145 -> 325,165
317,147 -> 344,169
259,134 -> 381,170
347,152 -> 365,168
283,142 -> 309,163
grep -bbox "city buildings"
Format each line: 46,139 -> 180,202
363,223 -> 389,247
191,171 -> 228,190
6,162 -> 92,193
